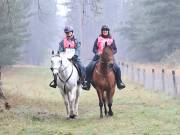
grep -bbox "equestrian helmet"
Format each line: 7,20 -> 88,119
101,25 -> 110,32
64,25 -> 73,33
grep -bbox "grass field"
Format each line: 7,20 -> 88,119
0,67 -> 180,135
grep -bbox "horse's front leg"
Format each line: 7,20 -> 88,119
107,89 -> 114,116
64,94 -> 70,118
60,90 -> 70,118
68,87 -> 76,119
108,102 -> 113,116
102,96 -> 107,116
74,86 -> 81,117
97,89 -> 103,118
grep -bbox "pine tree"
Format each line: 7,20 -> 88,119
119,0 -> 180,62
0,0 -> 31,65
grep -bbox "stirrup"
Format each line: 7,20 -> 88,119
81,81 -> 90,90
49,81 -> 57,88
117,82 -> 125,90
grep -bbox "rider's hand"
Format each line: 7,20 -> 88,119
94,54 -> 100,61
96,52 -> 100,56
71,55 -> 78,61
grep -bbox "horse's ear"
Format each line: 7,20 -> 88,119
105,42 -> 108,47
57,51 -> 60,55
52,50 -> 54,55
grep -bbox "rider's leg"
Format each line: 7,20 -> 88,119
82,61 -> 97,90
113,63 -> 125,90
75,61 -> 86,81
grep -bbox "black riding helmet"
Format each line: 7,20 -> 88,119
101,25 -> 111,38
101,25 -> 110,32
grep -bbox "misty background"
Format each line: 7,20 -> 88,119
0,0 -> 180,66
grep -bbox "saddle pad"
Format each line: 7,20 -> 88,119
64,48 -> 75,59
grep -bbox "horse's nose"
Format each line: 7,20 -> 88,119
53,69 -> 59,74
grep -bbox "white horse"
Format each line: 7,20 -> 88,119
50,50 -> 81,119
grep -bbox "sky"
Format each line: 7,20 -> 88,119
56,0 -> 69,16
49,0 -> 69,50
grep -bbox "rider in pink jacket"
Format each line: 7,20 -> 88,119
82,25 -> 125,90
50,26 -> 86,88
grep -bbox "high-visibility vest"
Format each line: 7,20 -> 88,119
97,36 -> 113,54
63,37 -> 76,48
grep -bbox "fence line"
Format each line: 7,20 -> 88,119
120,62 -> 179,98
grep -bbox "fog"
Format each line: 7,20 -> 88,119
0,0 -> 180,66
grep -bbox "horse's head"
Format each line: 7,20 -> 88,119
51,50 -> 62,74
100,42 -> 114,63
51,50 -> 71,75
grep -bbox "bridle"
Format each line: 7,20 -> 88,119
100,50 -> 114,65
100,56 -> 114,64
96,51 -> 114,77
57,63 -> 73,93
51,56 -> 74,93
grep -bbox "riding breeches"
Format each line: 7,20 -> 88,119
73,60 -> 86,79
113,63 -> 122,83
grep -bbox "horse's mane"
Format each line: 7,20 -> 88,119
101,45 -> 113,62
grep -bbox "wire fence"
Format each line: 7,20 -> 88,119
120,62 -> 180,98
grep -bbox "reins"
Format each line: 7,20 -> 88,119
96,47 -> 114,77
57,64 -> 74,93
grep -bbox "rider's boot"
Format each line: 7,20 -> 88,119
114,64 -> 125,90
81,62 -> 95,91
50,74 -> 57,88
82,80 -> 91,90
74,61 -> 91,91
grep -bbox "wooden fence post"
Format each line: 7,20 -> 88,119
172,70 -> 177,98
121,62 -> 124,75
126,64 -> 129,77
161,69 -> 165,91
143,69 -> 146,87
137,68 -> 140,83
152,69 -> 155,90
131,65 -> 134,81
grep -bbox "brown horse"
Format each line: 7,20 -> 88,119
92,43 -> 116,118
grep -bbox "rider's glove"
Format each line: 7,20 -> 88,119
71,55 -> 78,61
94,54 -> 100,61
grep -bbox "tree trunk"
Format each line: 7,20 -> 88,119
0,81 -> 6,100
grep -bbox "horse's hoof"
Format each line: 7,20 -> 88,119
69,114 -> 76,119
108,111 -> 113,116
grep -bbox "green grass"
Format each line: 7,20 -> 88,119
0,67 -> 180,135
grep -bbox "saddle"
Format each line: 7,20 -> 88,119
68,59 -> 82,84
